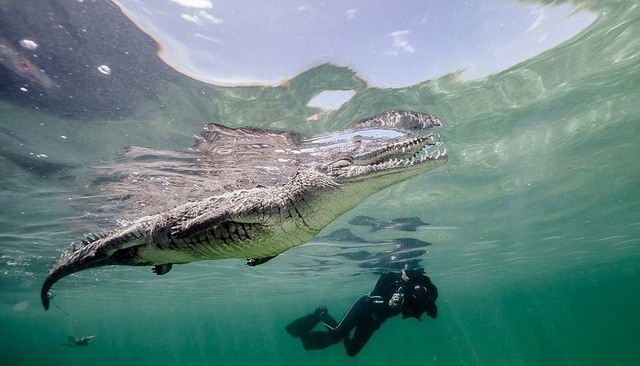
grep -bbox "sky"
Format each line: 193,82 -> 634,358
113,0 -> 596,91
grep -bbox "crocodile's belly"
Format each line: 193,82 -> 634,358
135,219 -> 318,264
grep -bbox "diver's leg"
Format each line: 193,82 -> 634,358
323,295 -> 367,335
299,296 -> 367,350
300,317 -> 351,351
320,312 -> 339,328
285,306 -> 327,338
299,331 -> 339,350
344,326 -> 376,357
299,311 -> 348,350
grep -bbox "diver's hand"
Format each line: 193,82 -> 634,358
388,293 -> 401,308
401,263 -> 410,282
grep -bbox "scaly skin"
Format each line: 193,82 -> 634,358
41,110 -> 447,310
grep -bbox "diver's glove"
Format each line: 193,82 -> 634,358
388,292 -> 402,308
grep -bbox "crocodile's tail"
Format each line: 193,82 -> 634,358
41,270 -> 64,311
41,244 -> 109,310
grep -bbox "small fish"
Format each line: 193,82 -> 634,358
61,335 -> 96,347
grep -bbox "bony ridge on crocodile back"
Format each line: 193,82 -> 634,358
41,110 -> 448,310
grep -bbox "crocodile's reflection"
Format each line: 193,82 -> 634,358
302,227 -> 431,271
349,215 -> 429,232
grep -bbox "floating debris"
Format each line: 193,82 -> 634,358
13,300 -> 30,311
97,64 -> 111,75
0,36 -> 54,88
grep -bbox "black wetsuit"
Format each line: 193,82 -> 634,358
286,270 -> 437,357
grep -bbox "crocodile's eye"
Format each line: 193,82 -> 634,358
329,158 -> 353,169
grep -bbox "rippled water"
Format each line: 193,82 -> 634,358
1,0 -> 639,365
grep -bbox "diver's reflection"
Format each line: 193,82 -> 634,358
285,266 -> 438,357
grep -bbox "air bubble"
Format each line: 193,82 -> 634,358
97,65 -> 111,75
19,39 -> 38,50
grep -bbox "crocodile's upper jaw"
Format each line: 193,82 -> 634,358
319,134 -> 446,183
297,113 -> 447,191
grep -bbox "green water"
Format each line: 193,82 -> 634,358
1,0 -> 640,365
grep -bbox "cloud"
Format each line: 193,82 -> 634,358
194,33 -> 222,43
181,14 -> 203,25
180,10 -> 223,26
528,8 -> 546,31
198,10 -> 223,24
388,30 -> 416,53
170,0 -> 212,9
346,8 -> 356,20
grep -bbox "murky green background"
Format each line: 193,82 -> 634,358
1,0 -> 639,365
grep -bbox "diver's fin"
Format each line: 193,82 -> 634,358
245,255 -> 278,267
152,263 -> 173,275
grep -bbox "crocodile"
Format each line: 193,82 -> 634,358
41,110 -> 447,310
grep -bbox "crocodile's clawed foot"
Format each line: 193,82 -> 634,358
246,255 -> 278,267
152,263 -> 173,275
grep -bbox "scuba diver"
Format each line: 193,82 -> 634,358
285,267 -> 438,357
